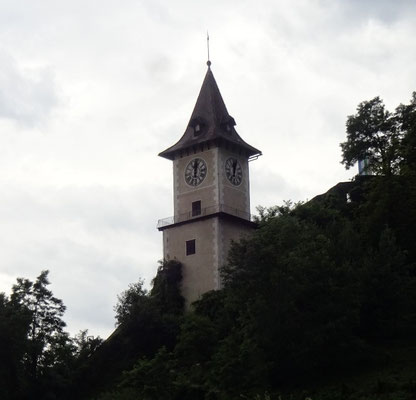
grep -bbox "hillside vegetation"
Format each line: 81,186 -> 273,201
81,175 -> 415,400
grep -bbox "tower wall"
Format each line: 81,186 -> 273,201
162,214 -> 254,306
163,217 -> 220,306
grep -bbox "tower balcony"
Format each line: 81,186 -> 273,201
157,203 -> 257,230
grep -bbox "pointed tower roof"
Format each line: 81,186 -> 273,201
159,65 -> 262,160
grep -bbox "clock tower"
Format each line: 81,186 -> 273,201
157,62 -> 261,307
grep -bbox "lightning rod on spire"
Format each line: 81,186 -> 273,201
207,31 -> 211,67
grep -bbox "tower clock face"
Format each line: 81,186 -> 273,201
184,158 -> 207,186
225,157 -> 243,186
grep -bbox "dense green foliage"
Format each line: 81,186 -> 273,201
0,271 -> 86,400
0,261 -> 183,400
0,292 -> 31,399
70,260 -> 184,399
91,176 -> 416,400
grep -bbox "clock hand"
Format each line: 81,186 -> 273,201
193,159 -> 199,177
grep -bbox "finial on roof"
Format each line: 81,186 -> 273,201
207,31 -> 211,68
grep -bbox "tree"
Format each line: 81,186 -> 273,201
223,207 -> 365,384
10,270 -> 69,386
0,293 -> 31,400
114,260 -> 184,327
341,93 -> 416,176
73,329 -> 103,360
150,260 -> 184,314
397,91 -> 416,175
114,279 -> 148,327
340,96 -> 402,175
118,347 -> 176,400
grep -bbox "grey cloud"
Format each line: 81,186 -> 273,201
251,167 -> 304,209
0,52 -> 59,127
340,0 -> 416,24
145,54 -> 173,83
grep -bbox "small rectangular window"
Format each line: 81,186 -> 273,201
186,239 -> 196,255
192,200 -> 201,217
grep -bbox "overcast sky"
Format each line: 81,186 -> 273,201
1,0 -> 416,339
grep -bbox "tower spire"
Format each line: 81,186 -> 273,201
158,66 -> 261,161
207,31 -> 211,67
